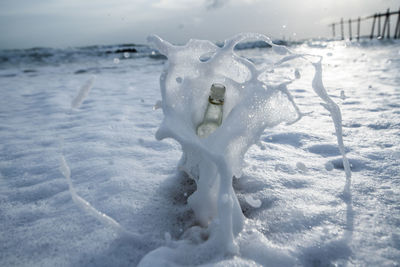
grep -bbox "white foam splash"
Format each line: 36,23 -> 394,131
142,32 -> 351,265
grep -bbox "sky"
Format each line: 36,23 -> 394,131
0,0 -> 398,49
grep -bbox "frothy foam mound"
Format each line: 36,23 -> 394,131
140,33 -> 351,266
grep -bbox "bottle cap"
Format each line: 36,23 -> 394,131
210,83 -> 225,104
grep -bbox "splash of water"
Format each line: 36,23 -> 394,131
140,33 -> 351,265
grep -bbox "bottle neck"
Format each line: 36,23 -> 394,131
203,100 -> 223,124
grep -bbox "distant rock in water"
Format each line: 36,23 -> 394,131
74,69 -> 87,74
106,48 -> 137,54
115,48 -> 138,54
74,67 -> 100,75
23,69 -> 37,73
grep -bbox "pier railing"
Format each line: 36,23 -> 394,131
330,8 -> 400,40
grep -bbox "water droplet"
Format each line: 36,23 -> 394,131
164,232 -> 171,242
340,90 -> 346,100
123,52 -> 130,58
294,69 -> 301,79
113,58 -> 120,64
153,100 -> 162,110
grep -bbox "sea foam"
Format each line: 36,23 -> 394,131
139,33 -> 351,265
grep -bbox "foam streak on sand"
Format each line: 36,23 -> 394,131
71,76 -> 95,109
138,33 -> 351,266
60,156 -> 146,241
60,156 -> 124,231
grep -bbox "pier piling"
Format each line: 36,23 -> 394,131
331,7 -> 400,40
340,18 -> 344,40
370,14 -> 376,39
378,14 -> 381,38
395,8 -> 400,38
348,19 -> 352,40
382,9 -> 390,38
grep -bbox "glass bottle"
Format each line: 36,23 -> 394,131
196,83 -> 226,138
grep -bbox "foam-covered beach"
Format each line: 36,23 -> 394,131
0,37 -> 399,266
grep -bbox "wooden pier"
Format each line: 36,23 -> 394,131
330,8 -> 400,40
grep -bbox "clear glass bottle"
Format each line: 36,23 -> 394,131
196,83 -> 226,138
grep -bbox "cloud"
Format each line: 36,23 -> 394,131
206,0 -> 230,10
205,0 -> 261,10
151,0 -> 259,11
152,0 -> 203,10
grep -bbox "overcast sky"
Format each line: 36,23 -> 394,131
0,0 -> 398,49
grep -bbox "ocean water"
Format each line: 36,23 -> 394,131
0,36 -> 399,266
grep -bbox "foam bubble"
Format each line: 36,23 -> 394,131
325,162 -> 334,171
296,162 -> 307,172
244,195 -> 262,208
